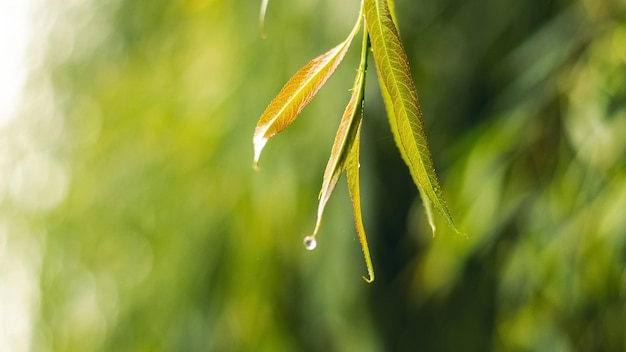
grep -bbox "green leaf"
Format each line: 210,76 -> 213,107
311,23 -> 375,282
364,0 -> 464,236
346,120 -> 375,283
252,9 -> 363,168
313,36 -> 367,237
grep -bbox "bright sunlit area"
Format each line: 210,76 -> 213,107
0,1 -> 32,126
1,0 -> 625,351
0,0 -> 39,351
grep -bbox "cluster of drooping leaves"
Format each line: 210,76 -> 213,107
253,0 -> 464,283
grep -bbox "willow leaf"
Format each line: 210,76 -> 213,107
253,9 -> 363,167
364,0 -> 463,235
312,31 -> 367,237
309,24 -> 374,282
346,123 -> 374,283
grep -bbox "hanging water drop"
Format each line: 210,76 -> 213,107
303,235 -> 317,250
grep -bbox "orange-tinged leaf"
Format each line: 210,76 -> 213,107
253,10 -> 363,167
365,0 -> 464,236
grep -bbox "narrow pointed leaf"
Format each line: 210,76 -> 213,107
253,10 -> 363,167
348,29 -> 374,283
346,123 -> 374,283
365,0 -> 463,235
309,25 -> 375,282
312,29 -> 368,237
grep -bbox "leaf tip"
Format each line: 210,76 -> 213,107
426,214 -> 436,237
362,273 -> 374,284
253,136 -> 268,168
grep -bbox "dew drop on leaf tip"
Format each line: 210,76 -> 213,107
303,236 -> 317,250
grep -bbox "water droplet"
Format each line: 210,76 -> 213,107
303,236 -> 317,250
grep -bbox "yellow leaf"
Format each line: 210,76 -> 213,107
253,8 -> 363,167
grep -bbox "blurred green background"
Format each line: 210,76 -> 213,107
1,0 -> 625,350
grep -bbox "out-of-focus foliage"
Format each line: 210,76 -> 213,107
2,0 -> 624,351
17,0 -> 378,351
368,0 -> 626,350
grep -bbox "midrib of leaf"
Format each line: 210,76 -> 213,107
253,7 -> 364,167
365,0 -> 462,235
